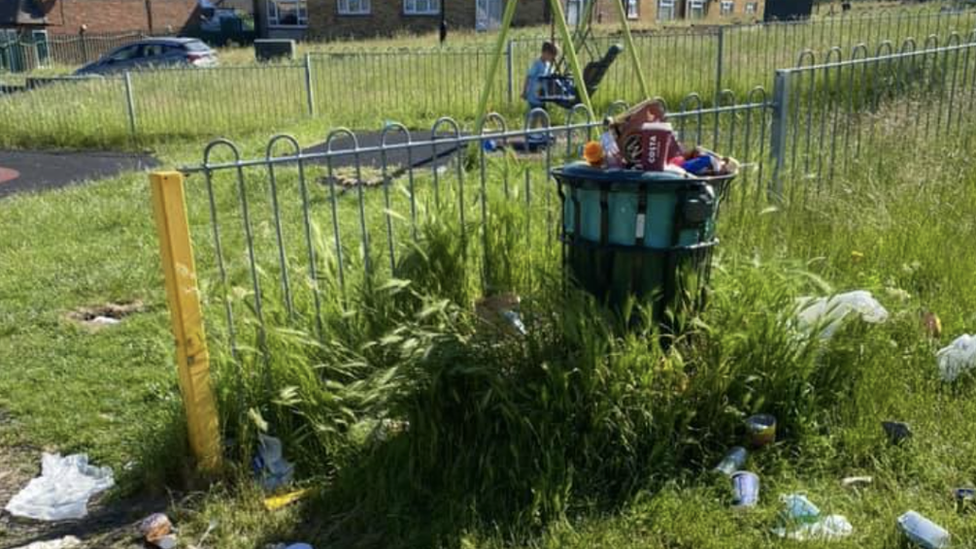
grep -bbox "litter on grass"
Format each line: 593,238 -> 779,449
264,488 -> 312,511
772,494 -> 853,542
841,476 -> 873,488
898,511 -> 950,549
253,435 -> 295,492
4,453 -> 114,521
139,513 -> 175,548
936,334 -> 976,382
13,536 -> 82,549
795,291 -> 889,339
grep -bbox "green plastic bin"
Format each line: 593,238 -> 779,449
552,162 -> 734,325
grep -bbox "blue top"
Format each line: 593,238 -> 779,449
525,58 -> 553,107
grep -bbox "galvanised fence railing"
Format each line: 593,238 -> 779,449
0,30 -> 147,73
175,37 -> 976,360
3,6 -> 976,148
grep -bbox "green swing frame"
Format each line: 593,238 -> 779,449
473,0 -> 651,132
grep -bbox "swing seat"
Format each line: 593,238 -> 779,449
538,43 -> 624,109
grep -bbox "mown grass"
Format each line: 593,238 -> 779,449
1,5 -> 974,150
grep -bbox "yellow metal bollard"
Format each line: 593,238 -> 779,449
150,171 -> 223,473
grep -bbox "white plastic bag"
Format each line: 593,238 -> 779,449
4,454 -> 114,521
14,536 -> 83,549
796,291 -> 889,339
773,514 -> 854,541
937,334 -> 976,382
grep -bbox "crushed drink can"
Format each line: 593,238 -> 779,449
954,487 -> 976,513
897,510 -> 950,549
731,471 -> 760,508
713,446 -> 748,476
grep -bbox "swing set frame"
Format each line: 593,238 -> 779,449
473,0 -> 651,132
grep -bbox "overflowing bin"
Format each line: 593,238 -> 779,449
551,100 -> 736,327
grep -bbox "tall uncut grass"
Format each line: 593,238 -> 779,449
179,82 -> 976,546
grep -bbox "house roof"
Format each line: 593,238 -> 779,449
0,0 -> 48,26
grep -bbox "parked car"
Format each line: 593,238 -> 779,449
74,38 -> 218,75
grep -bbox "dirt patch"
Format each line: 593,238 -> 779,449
66,301 -> 144,330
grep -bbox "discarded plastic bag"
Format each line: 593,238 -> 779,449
14,536 -> 83,549
796,291 -> 888,339
773,514 -> 854,541
4,453 -> 114,521
937,334 -> 976,382
253,435 -> 294,492
772,494 -> 853,541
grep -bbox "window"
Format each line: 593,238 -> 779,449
657,0 -> 674,20
566,0 -> 587,26
337,0 -> 370,15
627,0 -> 639,19
268,0 -> 308,26
720,0 -> 734,15
745,2 -> 757,14
687,0 -> 704,19
404,0 -> 440,15
108,45 -> 141,62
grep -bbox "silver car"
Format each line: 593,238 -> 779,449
74,38 -> 218,75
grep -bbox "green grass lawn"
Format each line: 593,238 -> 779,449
2,82 -> 976,549
2,4 -> 973,149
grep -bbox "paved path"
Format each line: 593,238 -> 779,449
0,150 -> 158,199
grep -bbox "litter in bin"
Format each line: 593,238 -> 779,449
897,510 -> 950,549
264,488 -> 312,511
795,290 -> 889,339
745,414 -> 777,448
731,471 -> 760,508
841,475 -> 873,488
882,421 -> 913,445
936,334 -> 976,382
140,513 -> 175,548
4,453 -> 115,521
713,446 -> 748,476
253,435 -> 295,492
13,536 -> 83,549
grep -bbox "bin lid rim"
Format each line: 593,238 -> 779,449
552,162 -> 736,184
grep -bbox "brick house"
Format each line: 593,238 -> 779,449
257,0 -> 764,40
2,0 -> 202,35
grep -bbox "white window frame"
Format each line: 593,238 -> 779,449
687,0 -> 705,19
745,2 -> 757,14
267,0 -> 308,26
657,0 -> 674,21
404,0 -> 440,15
337,0 -> 370,15
720,0 -> 734,16
626,0 -> 640,19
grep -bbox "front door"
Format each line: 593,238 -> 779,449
476,0 -> 503,31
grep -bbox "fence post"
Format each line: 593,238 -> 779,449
124,71 -> 137,137
80,29 -> 90,64
769,69 -> 791,199
304,52 -> 315,117
150,171 -> 223,473
715,26 -> 725,102
506,38 -> 515,104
